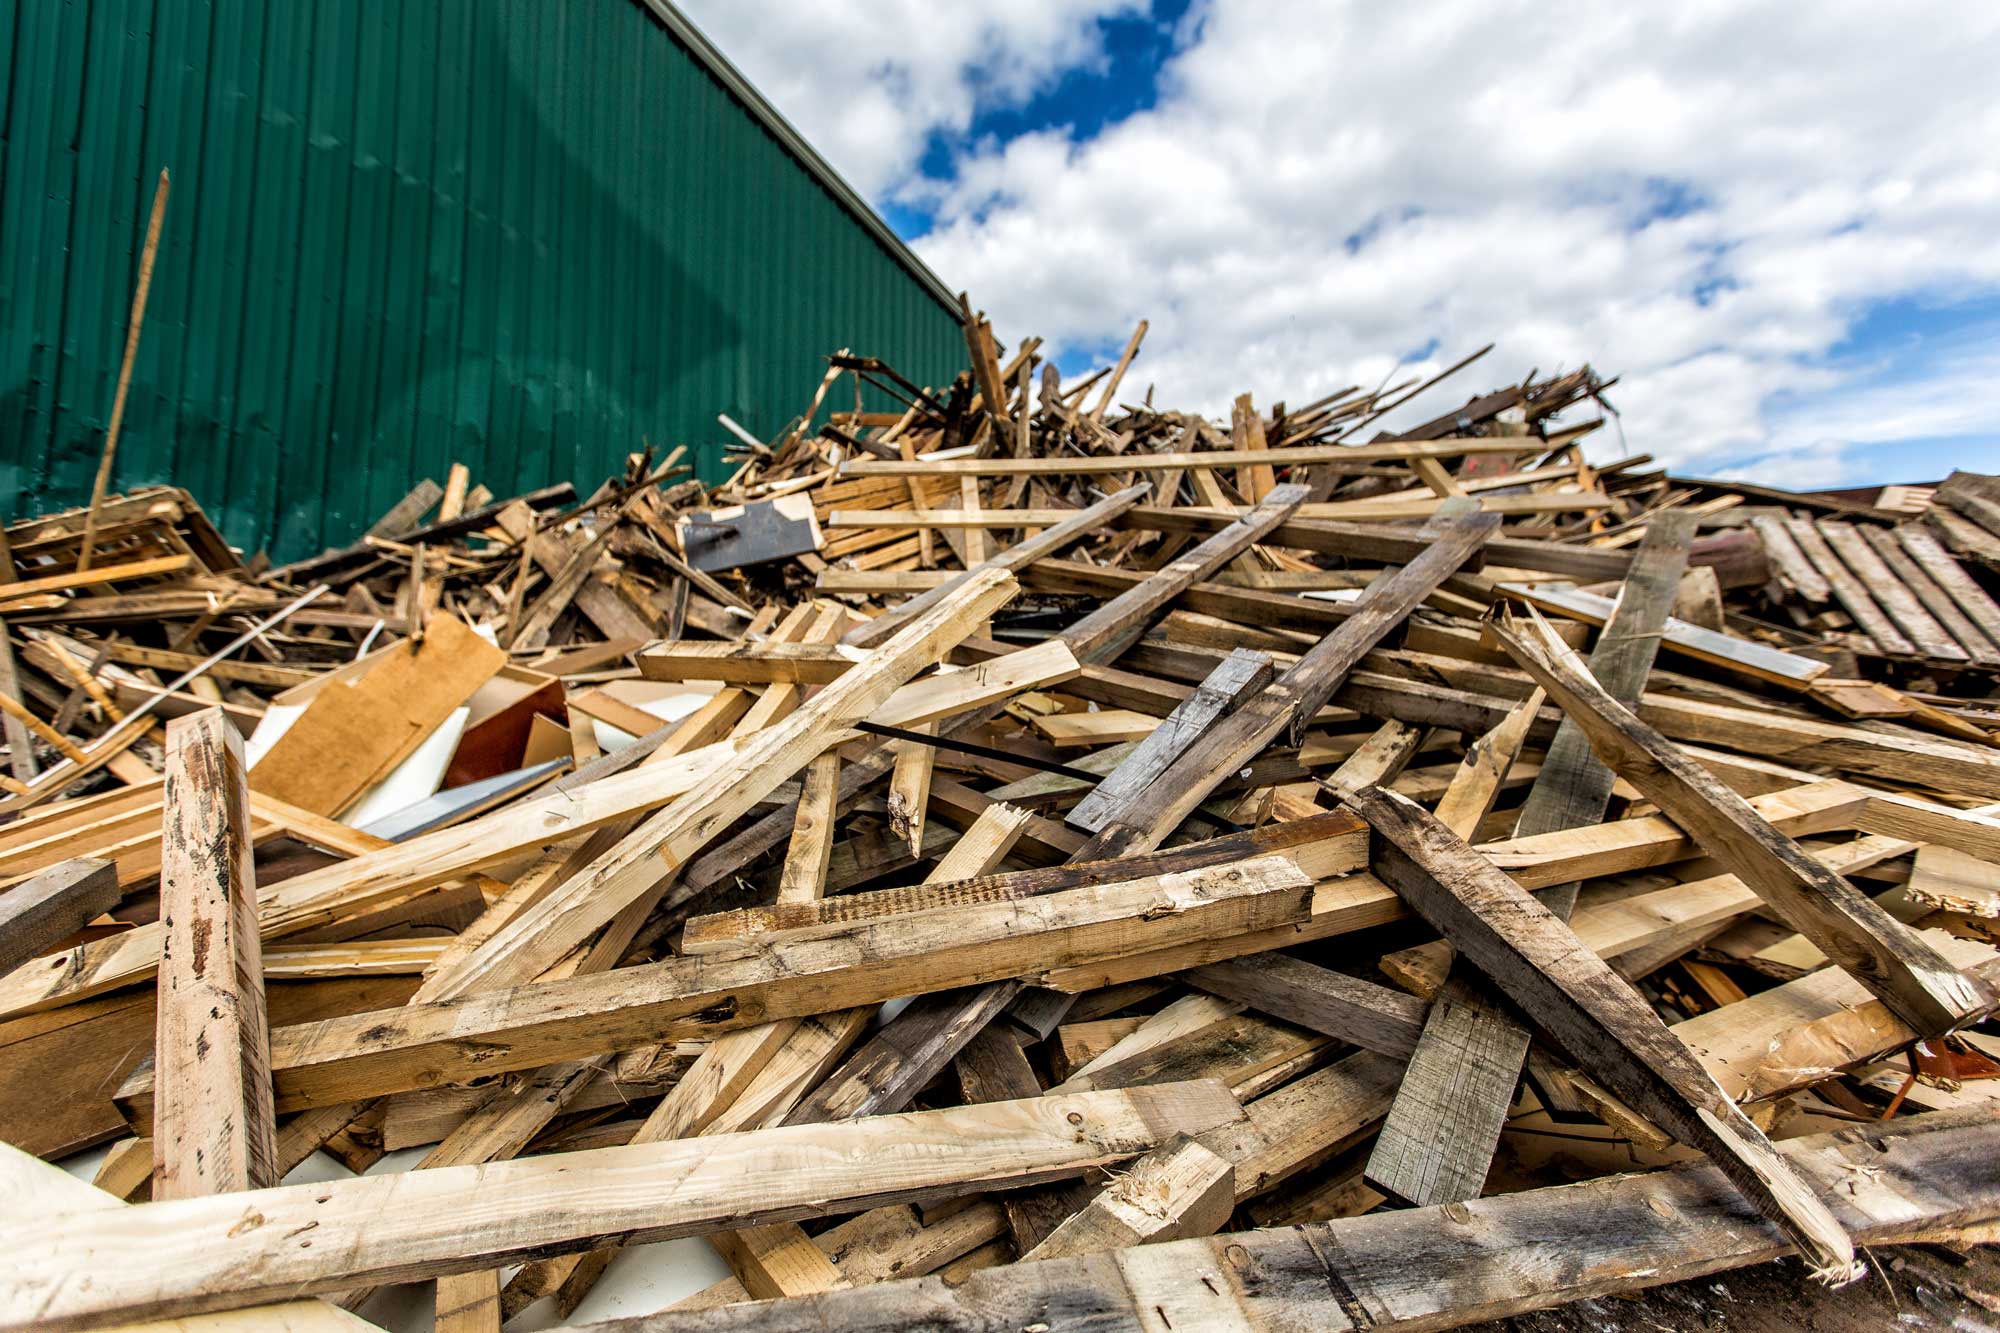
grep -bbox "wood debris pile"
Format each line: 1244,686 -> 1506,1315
5,315 -> 2000,1332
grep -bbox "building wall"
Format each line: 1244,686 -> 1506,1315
0,0 -> 963,560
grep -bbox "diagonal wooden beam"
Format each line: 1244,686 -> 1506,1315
1347,784 -> 1857,1283
1077,508 -> 1498,860
1493,609 -> 1996,1035
0,1084 -> 1244,1330
1366,510 -> 1693,1207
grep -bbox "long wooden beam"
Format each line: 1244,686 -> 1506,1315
840,437 -> 1552,475
152,709 -> 277,1200
0,1142 -> 380,1332
1350,785 -> 1857,1281
572,1109 -> 2000,1332
1495,611 -> 1996,1035
1367,511 -> 1692,1207
0,1083 -> 1242,1330
0,856 -> 118,976
115,859 -> 1311,1117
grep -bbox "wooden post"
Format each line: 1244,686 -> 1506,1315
152,708 -> 278,1199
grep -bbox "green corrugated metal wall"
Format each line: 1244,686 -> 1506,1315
0,0 -> 963,561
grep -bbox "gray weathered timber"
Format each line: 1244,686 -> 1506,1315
560,1109 -> 2000,1333
1185,955 -> 1426,1059
1366,510 -> 1692,1206
1351,785 -> 1857,1281
0,856 -> 118,976
783,983 -> 1022,1126
1068,648 -> 1272,833
1496,611 -> 1997,1035
1077,508 -> 1498,860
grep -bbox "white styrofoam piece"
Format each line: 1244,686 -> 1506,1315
342,707 -> 470,831
589,690 -> 713,752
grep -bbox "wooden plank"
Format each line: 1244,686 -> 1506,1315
886,721 -> 938,855
1495,611 -> 1996,1033
1350,785 -> 1857,1280
1748,513 -> 1830,602
114,858 -> 1311,1115
0,553 -> 193,610
1898,525 -> 2000,650
1680,930 -> 1998,1102
1031,709 -> 1159,750
680,811 -> 1369,956
1019,1135 -> 1234,1261
0,1083 -> 1243,1328
1819,522 -> 1968,660
1077,508 -> 1498,859
1638,692 -> 2000,799
1430,687 -> 1546,837
784,982 -> 1023,1127
592,1110 -> 2000,1332
0,1141 -> 380,1333
927,801 -> 1033,882
1905,841 -> 2000,917
1366,511 -> 1694,1207
1859,524 -> 2000,664
1069,649 -> 1271,834
635,641 -> 856,684
1185,955 -> 1427,1059
1500,581 -> 1829,687
776,751 -> 841,906
248,613 -> 506,816
841,437 -> 1557,475
1785,517 -> 1915,654
152,709 -> 278,1200
953,1027 -> 1095,1253
1323,719 -> 1425,792
0,856 -> 118,976
654,1202 -> 1005,1316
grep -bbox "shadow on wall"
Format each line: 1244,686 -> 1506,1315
2,0 -> 743,561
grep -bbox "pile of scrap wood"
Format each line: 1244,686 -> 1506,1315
5,318 -> 2000,1332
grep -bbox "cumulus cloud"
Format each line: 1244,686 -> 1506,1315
675,0 -> 1144,196
682,1 -> 2000,481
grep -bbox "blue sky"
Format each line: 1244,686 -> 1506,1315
684,1 -> 2000,487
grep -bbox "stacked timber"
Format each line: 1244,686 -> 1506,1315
4,312 -> 2000,1332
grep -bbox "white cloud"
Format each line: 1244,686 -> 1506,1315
673,0 -> 1144,197
683,1 -> 2000,483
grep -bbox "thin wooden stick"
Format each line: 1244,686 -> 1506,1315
77,168 -> 170,573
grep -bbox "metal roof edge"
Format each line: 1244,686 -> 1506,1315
631,0 -> 965,322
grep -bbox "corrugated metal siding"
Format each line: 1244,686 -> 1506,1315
0,0 -> 963,561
